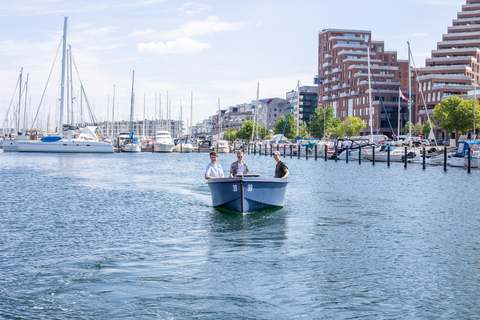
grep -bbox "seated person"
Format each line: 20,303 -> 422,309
230,151 -> 249,177
205,151 -> 224,179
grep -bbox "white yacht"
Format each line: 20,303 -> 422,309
117,132 -> 141,153
18,126 -> 114,153
173,138 -> 195,153
213,140 -> 230,153
153,131 -> 174,153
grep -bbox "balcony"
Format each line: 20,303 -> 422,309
323,87 -> 332,92
350,91 -> 359,96
332,67 -> 343,73
322,62 -> 333,68
324,70 -> 332,76
323,79 -> 333,84
340,93 -> 350,98
322,96 -> 332,101
342,83 -> 351,89
332,85 -> 341,90
324,53 -> 333,59
331,77 -> 340,82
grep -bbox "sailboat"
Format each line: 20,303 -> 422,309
18,17 -> 114,153
121,70 -> 141,153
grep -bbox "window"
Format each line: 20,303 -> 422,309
338,40 -> 347,45
384,55 -> 389,62
378,45 -> 383,53
365,34 -> 370,43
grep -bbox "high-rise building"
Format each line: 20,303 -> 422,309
415,0 -> 480,139
318,29 -> 411,137
286,86 -> 318,127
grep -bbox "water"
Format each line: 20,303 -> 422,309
1,150 -> 479,319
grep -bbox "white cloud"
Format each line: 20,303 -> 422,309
179,2 -> 213,16
130,28 -> 155,37
137,37 -> 211,54
158,16 -> 244,40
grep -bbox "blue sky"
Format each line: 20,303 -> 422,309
0,0 -> 465,132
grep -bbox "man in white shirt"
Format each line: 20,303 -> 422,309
205,151 -> 225,179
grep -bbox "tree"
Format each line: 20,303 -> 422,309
299,122 -> 309,138
236,120 -> 254,140
224,128 -> 237,141
342,116 -> 367,137
433,96 -> 480,138
310,106 -> 335,138
236,120 -> 269,140
422,120 -> 434,136
273,114 -> 297,139
402,121 -> 423,136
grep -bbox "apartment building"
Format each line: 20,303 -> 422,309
318,29 -> 411,137
286,86 -> 318,127
415,0 -> 480,138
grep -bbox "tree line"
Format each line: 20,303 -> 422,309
223,95 -> 479,141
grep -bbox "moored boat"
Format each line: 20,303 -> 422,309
207,175 -> 288,214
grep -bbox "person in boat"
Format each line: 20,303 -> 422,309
230,151 -> 249,177
273,150 -> 289,179
205,151 -> 224,179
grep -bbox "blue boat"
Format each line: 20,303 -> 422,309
206,175 -> 288,214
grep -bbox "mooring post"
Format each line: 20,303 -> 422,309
306,145 -> 308,160
372,145 -> 375,165
387,147 -> 390,166
468,146 -> 471,174
284,144 -> 286,158
444,146 -> 447,172
290,144 -> 293,159
325,144 -> 327,161
315,144 -> 318,161
345,145 -> 349,163
298,145 -> 300,159
334,144 -> 338,162
423,147 -> 426,170
404,146 -> 408,168
359,145 -> 362,164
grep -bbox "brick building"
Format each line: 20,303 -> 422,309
415,0 -> 480,139
318,29 -> 412,137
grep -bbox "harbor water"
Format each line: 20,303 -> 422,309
1,151 -> 480,319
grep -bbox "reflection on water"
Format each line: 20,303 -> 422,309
1,152 -> 480,319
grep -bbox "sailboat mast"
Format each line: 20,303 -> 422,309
256,82 -> 259,140
190,91 -> 193,138
23,73 -> 29,132
408,41 -> 412,147
218,98 -> 221,140
58,16 -> 68,133
18,68 -> 22,134
474,78 -> 477,139
112,85 -> 115,138
367,47 -> 373,141
296,80 -> 300,139
130,70 -> 135,133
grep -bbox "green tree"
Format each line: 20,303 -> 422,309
433,96 -> 480,138
273,114 -> 297,139
299,122 -> 309,139
422,120 -> 434,135
325,118 -> 342,139
236,120 -> 269,140
310,106 -> 335,138
236,120 -> 254,140
402,121 -> 423,135
342,116 -> 367,137
224,128 -> 237,141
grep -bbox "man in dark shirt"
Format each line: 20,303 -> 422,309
273,151 -> 289,179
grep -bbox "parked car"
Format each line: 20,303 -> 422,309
422,139 -> 430,146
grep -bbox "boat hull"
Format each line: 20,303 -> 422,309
154,143 -> 174,153
18,140 -> 114,153
121,143 -> 141,153
207,176 -> 288,214
173,143 -> 194,153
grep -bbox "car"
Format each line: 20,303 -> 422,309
422,139 -> 430,146
436,139 -> 445,146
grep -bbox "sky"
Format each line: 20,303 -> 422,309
0,0 -> 466,132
